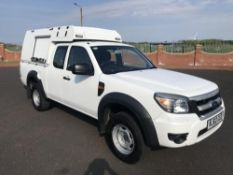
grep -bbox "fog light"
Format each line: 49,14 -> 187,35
168,133 -> 188,144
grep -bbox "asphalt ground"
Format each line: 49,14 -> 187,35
0,67 -> 232,175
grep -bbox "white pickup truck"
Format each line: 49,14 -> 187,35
20,26 -> 225,163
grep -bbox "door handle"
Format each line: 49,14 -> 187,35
63,76 -> 70,81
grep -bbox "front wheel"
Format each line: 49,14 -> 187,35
30,83 -> 51,111
105,112 -> 144,164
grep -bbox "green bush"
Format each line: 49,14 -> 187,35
182,39 -> 233,53
5,44 -> 22,52
203,44 -> 233,53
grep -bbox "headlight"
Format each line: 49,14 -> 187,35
154,93 -> 189,113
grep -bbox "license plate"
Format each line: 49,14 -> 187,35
207,112 -> 224,130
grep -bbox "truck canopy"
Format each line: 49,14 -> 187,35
21,26 -> 122,62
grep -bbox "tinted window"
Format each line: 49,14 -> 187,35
67,46 -> 93,70
53,46 -> 68,69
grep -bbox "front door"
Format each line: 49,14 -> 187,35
61,45 -> 99,118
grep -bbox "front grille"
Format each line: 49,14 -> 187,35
189,89 -> 222,118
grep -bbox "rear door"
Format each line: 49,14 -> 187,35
46,44 -> 69,102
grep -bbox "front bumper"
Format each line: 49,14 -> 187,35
154,103 -> 225,148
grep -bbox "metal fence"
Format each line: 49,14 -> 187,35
164,44 -> 195,53
125,42 -> 233,53
203,44 -> 233,53
124,42 -> 157,53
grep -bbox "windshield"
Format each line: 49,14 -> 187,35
91,46 -> 155,74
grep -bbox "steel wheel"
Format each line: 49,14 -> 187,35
32,89 -> 40,107
112,124 -> 135,155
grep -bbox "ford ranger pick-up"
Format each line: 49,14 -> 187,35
20,26 -> 225,163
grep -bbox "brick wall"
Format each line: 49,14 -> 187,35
195,45 -> 233,67
0,44 -> 5,61
1,43 -> 233,69
146,44 -> 233,69
0,44 -> 21,62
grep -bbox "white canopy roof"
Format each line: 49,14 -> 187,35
29,25 -> 122,43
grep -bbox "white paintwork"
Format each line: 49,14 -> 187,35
21,25 -> 121,63
111,68 -> 218,97
33,37 -> 51,59
20,26 -> 225,148
153,105 -> 225,147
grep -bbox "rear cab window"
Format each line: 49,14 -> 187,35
53,46 -> 68,69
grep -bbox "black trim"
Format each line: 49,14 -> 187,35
168,133 -> 188,144
198,128 -> 208,137
26,71 -> 48,99
98,82 -> 105,96
98,92 -> 159,148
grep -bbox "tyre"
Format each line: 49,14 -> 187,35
30,82 -> 51,111
105,112 -> 144,164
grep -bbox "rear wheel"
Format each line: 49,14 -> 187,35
32,88 -> 41,107
30,82 -> 51,111
105,112 -> 144,164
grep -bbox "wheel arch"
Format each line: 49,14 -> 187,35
98,92 -> 159,148
26,70 -> 38,85
26,70 -> 47,99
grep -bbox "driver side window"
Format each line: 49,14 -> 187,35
67,46 -> 93,71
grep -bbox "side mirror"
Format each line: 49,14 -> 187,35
72,64 -> 94,76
